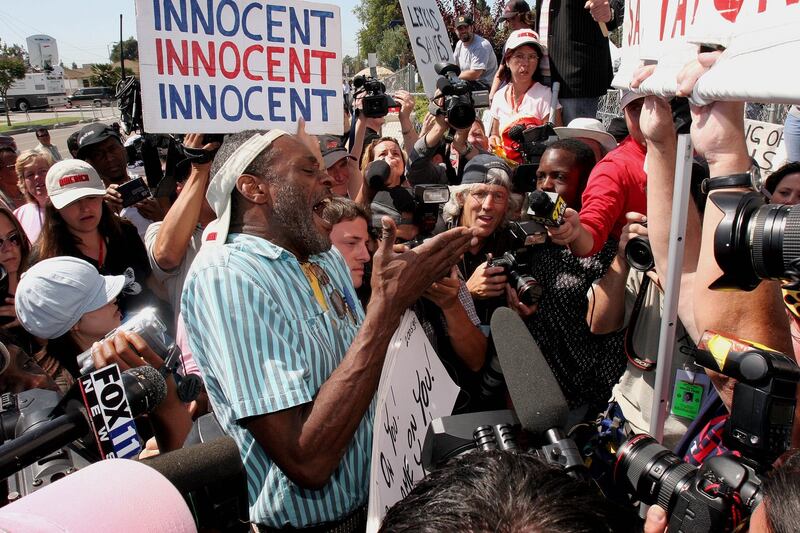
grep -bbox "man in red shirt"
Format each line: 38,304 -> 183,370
549,91 -> 647,256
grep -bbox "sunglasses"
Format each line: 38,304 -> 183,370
0,232 -> 22,248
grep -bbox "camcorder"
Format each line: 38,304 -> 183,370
352,74 -> 398,118
710,190 -> 800,291
507,123 -> 559,193
404,185 -> 451,248
429,63 -> 489,130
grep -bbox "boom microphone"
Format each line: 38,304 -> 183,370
366,159 -> 391,190
0,458 -> 197,533
490,307 -> 569,432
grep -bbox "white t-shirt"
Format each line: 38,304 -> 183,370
489,82 -> 557,135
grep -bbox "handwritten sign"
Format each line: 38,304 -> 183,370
366,310 -> 460,532
135,0 -> 344,134
399,0 -> 453,98
744,119 -> 786,175
614,0 -> 800,105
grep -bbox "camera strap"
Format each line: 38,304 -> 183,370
624,275 -> 656,371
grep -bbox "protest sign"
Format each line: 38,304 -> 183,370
135,0 -> 344,134
399,0 -> 453,98
366,310 -> 460,533
614,0 -> 800,105
744,119 -> 786,175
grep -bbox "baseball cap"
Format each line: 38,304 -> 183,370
620,89 -> 646,111
204,130 -> 288,244
462,154 -> 512,186
76,123 -> 121,159
370,188 -> 415,230
16,256 -> 125,339
554,118 -> 618,154
318,135 -> 355,169
499,0 -> 530,19
46,159 -> 107,209
504,29 -> 546,57
455,15 -> 474,27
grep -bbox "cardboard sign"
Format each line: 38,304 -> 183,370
135,0 -> 344,134
744,119 -> 787,175
614,0 -> 800,104
399,0 -> 453,98
78,364 -> 142,459
366,310 -> 460,532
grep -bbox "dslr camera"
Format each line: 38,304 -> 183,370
352,74 -> 397,118
404,185 -> 451,248
430,62 -> 489,130
487,221 -> 548,306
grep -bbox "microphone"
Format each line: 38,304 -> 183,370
490,308 -> 586,477
0,365 -> 167,479
366,159 -> 391,190
141,436 -> 249,531
491,307 -> 568,432
0,458 -> 197,533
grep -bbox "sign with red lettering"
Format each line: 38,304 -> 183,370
614,0 -> 800,104
399,0 -> 453,98
135,0 -> 343,134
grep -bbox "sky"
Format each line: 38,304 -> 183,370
0,0 -> 362,66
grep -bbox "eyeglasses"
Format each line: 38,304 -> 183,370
470,190 -> 508,203
510,53 -> 539,63
0,232 -> 21,248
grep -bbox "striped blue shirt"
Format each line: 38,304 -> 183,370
181,233 -> 369,528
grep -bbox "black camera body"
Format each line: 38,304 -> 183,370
430,63 -> 489,130
508,124 -> 558,193
488,251 -> 542,307
353,74 -> 397,118
615,434 -> 762,533
526,190 -> 566,227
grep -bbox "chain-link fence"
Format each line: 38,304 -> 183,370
381,65 -> 419,94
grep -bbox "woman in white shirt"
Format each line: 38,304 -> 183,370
489,29 -> 562,163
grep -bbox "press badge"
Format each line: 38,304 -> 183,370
670,368 -> 711,421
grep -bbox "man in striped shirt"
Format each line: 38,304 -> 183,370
182,129 -> 475,530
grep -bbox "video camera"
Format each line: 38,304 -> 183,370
710,190 -> 800,291
352,74 -> 398,118
429,63 -> 490,130
507,123 -> 559,193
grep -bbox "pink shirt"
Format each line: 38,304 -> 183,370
13,203 -> 45,244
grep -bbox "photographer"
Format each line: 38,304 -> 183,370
443,154 -> 520,325
15,256 -> 192,454
408,112 -> 484,187
508,140 -> 625,413
371,189 -> 487,412
76,123 -> 165,238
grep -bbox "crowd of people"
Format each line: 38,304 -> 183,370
1,0 -> 800,531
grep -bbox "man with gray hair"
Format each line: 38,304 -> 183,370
445,154 -> 519,325
181,128 -> 475,530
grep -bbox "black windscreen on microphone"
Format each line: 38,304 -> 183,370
490,307 -> 569,433
366,159 -> 391,190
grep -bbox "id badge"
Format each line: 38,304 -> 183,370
670,369 -> 711,421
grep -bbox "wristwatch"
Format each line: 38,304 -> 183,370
701,165 -> 761,194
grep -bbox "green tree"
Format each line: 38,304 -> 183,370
0,41 -> 27,126
109,37 -> 138,62
437,0 -> 506,55
354,0 -> 403,60
342,55 -> 364,77
71,61 -> 78,69
376,27 -> 415,71
89,64 -> 117,87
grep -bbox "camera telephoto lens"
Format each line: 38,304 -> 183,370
625,236 -> 655,272
509,272 -> 542,307
614,434 -> 697,512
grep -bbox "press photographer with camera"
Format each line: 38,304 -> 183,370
489,29 -> 562,164
75,123 -> 165,238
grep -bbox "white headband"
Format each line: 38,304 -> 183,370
203,129 -> 288,245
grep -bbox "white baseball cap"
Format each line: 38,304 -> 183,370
503,29 -> 546,57
46,159 -> 106,209
554,118 -> 618,155
16,257 -> 125,339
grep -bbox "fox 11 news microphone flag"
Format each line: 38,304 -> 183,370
135,0 -> 344,135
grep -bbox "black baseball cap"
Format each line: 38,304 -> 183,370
318,135 -> 355,169
76,123 -> 121,159
462,154 -> 512,185
499,0 -> 530,19
455,15 -> 474,27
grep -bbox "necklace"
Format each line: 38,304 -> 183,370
509,82 -> 534,114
